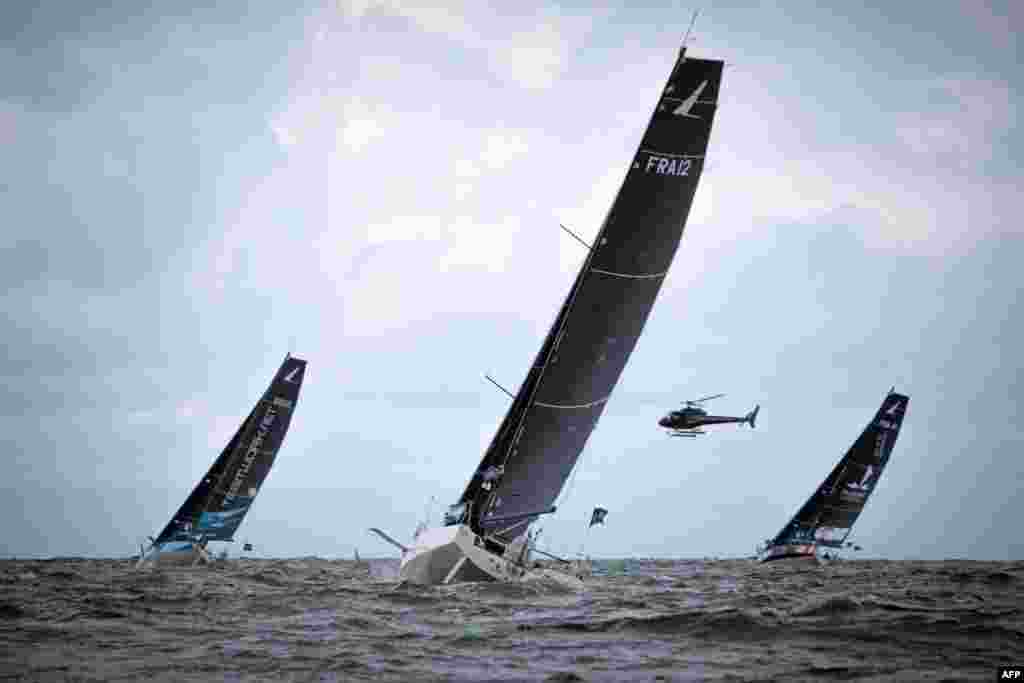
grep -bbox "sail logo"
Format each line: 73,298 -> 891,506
671,80 -> 707,118
227,407 -> 278,498
283,366 -> 301,383
878,399 -> 903,429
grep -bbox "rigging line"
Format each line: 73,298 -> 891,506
555,442 -> 587,512
484,374 -> 516,399
559,223 -> 593,250
554,417 -> 605,513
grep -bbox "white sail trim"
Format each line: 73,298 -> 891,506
638,148 -> 705,159
534,396 -> 610,410
591,268 -> 668,280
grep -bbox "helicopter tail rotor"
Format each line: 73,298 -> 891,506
746,405 -> 760,429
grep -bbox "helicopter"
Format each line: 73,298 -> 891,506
658,393 -> 760,437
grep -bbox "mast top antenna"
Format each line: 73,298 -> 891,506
681,9 -> 700,53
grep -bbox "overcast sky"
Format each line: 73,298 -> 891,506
1,1 -> 1020,560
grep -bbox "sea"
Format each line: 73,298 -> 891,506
1,557 -> 1021,681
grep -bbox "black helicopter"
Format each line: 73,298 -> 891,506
658,394 -> 760,437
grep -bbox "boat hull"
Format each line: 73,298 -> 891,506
398,525 -> 582,588
136,542 -> 212,568
759,543 -> 820,563
398,526 -> 468,584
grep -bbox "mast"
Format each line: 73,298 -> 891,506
452,44 -> 725,545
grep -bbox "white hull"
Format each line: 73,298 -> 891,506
398,525 -> 583,588
398,526 -> 468,584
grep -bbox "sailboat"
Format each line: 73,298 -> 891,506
372,43 -> 724,585
137,354 -> 307,566
759,388 -> 909,563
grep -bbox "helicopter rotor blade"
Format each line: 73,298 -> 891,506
691,393 -> 725,404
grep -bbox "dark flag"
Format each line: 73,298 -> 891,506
589,507 -> 608,528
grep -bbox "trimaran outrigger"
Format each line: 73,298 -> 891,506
137,354 -> 307,566
759,388 -> 909,563
371,41 -> 724,585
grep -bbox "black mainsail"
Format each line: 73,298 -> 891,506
151,354 -> 307,549
448,49 -> 724,545
762,389 -> 909,561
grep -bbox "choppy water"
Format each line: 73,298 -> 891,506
1,558 -> 1021,681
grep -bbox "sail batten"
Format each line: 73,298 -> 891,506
152,355 -> 307,547
590,268 -> 668,280
534,396 -> 611,410
455,53 -> 724,542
